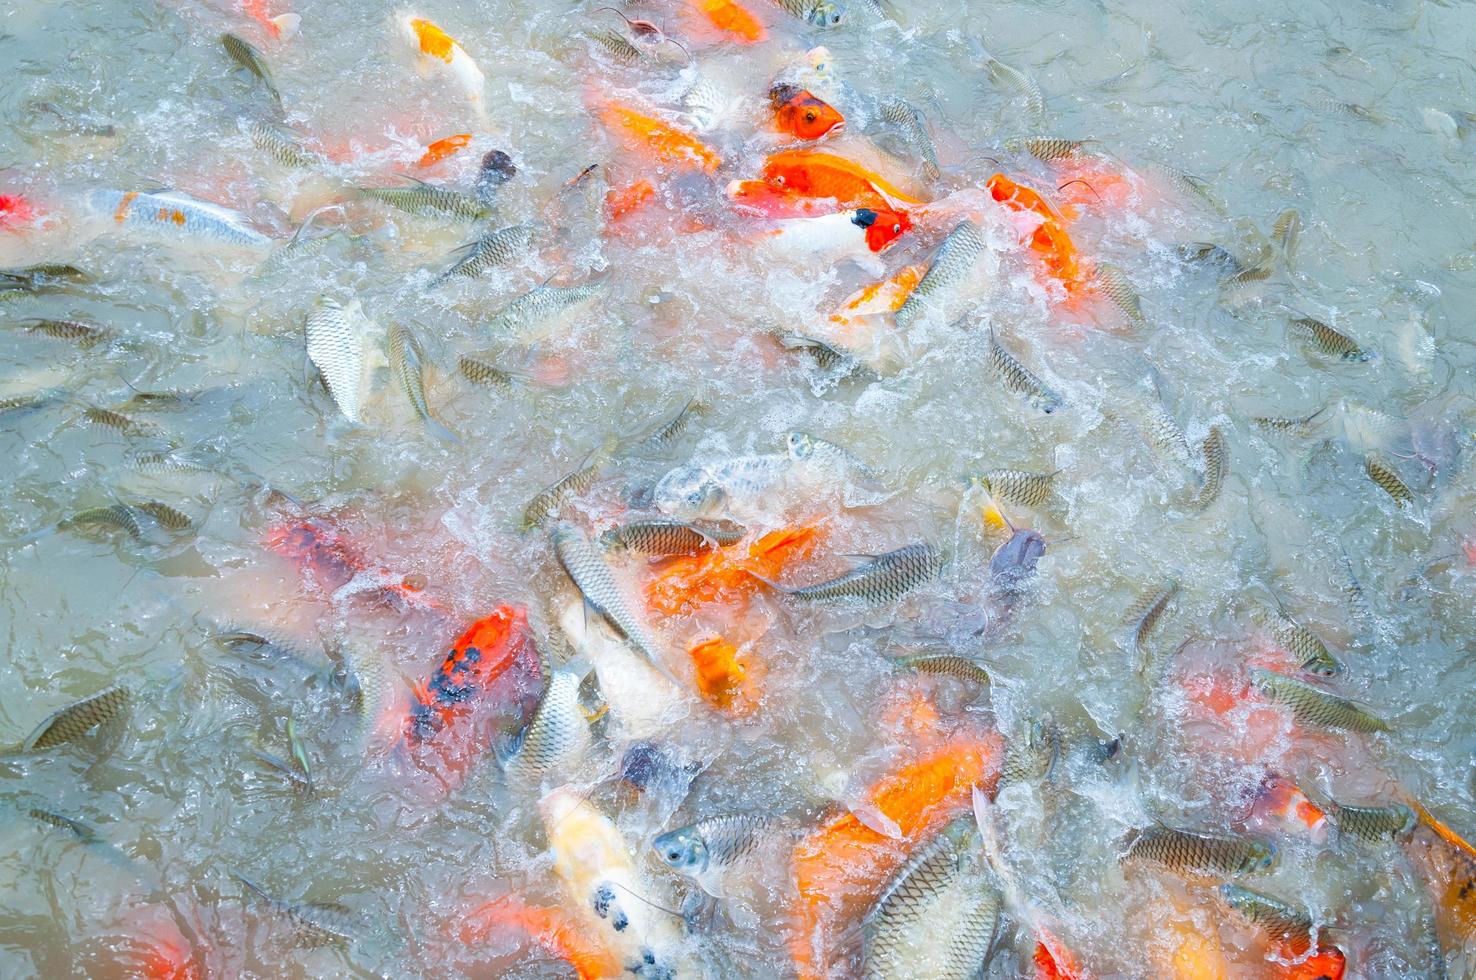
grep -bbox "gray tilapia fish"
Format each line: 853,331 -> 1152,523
775,0 -> 846,27
1122,581 -> 1179,651
766,542 -> 943,603
1327,799 -> 1415,842
1094,263 -> 1146,326
432,223 -> 534,284
890,653 -> 992,686
1289,316 -> 1372,362
11,317 -> 111,347
247,119 -> 320,168
1122,825 -> 1277,877
970,469 -> 1055,509
485,277 -> 606,341
89,188 -> 273,247
1193,426 -> 1227,510
1249,667 -> 1390,733
10,686 -> 131,753
501,669 -> 592,781
1250,407 -> 1327,438
863,817 -> 1000,980
523,442 -> 613,530
1218,884 -> 1312,958
652,812 -> 774,897
221,32 -> 283,113
599,518 -> 744,555
231,872 -> 360,947
981,50 -> 1044,117
878,97 -> 939,179
387,322 -> 460,444
458,353 -> 524,388
894,221 -> 984,329
357,179 -> 493,221
305,296 -> 371,423
1007,136 -> 1090,162
1364,453 -> 1413,506
552,523 -> 668,673
987,327 -> 1061,413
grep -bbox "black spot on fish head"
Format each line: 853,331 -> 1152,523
850,208 -> 878,229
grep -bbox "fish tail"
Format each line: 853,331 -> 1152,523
740,568 -> 790,594
424,416 -> 462,445
269,13 -> 301,39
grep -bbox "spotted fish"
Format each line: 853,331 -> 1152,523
1093,262 -> 1146,326
247,119 -> 319,168
1007,137 -> 1090,162
458,353 -> 523,388
357,179 -> 493,221
11,317 -> 110,347
890,653 -> 992,686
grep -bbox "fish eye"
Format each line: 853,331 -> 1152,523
667,849 -> 682,861
891,223 -> 901,234
805,109 -> 818,123
773,174 -> 786,186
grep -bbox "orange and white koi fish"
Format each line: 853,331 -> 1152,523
458,896 -> 621,980
757,206 -> 911,266
688,0 -> 767,43
241,0 -> 299,40
401,15 -> 486,118
985,172 -> 1088,291
417,132 -> 472,168
828,263 -> 925,331
1246,773 -> 1328,843
594,102 -> 721,173
770,83 -> 844,140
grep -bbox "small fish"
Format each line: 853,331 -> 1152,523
982,51 -> 1044,117
1289,316 -> 1372,362
523,444 -> 612,530
0,263 -> 88,290
1249,667 -> 1390,734
1152,164 -> 1222,211
12,317 -> 111,347
764,543 -> 943,603
231,872 -> 359,947
1272,208 -> 1302,257
552,523 -> 668,673
387,322 -> 460,444
1251,407 -> 1327,438
284,717 -> 313,793
135,500 -> 193,531
1122,825 -> 1277,877
878,97 -> 939,179
458,353 -> 524,388
1364,453 -> 1413,506
582,27 -> 644,64
970,469 -> 1055,509
0,391 -> 59,416
432,223 -> 534,284
214,627 -> 330,679
599,518 -> 743,555
772,330 -> 859,373
890,653 -> 992,686
774,0 -> 845,26
1314,97 -> 1383,123
58,505 -> 145,541
417,133 -> 472,168
252,748 -> 314,794
132,449 -> 221,478
629,396 -> 707,451
501,669 -> 592,782
1193,426 -> 1227,510
1218,884 -> 1313,958
247,119 -> 319,168
1328,800 -> 1416,842
987,526 -> 1046,600
1122,581 -> 1179,651
1094,262 -> 1146,326
771,83 -> 846,141
1271,602 -> 1341,677
987,327 -> 1062,413
1008,137 -> 1090,162
304,296 -> 370,423
1219,260 -> 1272,288
653,812 -> 774,898
28,806 -> 104,844
485,278 -> 606,340
357,179 -> 492,221
863,817 -> 1000,980
894,221 -> 984,329
90,188 -> 272,247
81,406 -> 159,437
1336,547 -> 1375,628
12,686 -> 131,752
221,32 -> 283,112
401,15 -> 486,117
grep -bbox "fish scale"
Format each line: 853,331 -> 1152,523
891,653 -> 992,686
433,223 -> 534,283
221,33 -> 283,113
631,397 -> 706,451
894,221 -> 984,329
777,542 -> 942,603
523,445 -> 611,530
248,119 -> 318,168
59,505 -> 146,541
775,0 -> 845,27
304,297 -> 369,423
81,406 -> 158,437
1272,610 -> 1340,676
1094,262 -> 1146,325
983,54 -> 1044,117
972,469 -> 1055,509
1193,426 -> 1227,510
878,97 -> 939,179
486,279 -> 605,339
14,317 -> 110,347
136,500 -> 192,531
357,182 -> 492,221
1122,825 -> 1276,877
1122,581 -> 1178,650
583,28 -> 643,64
1364,453 -> 1413,506
1140,401 -> 1193,467
502,669 -> 590,781
232,872 -> 360,947
599,518 -> 743,555
1249,667 -> 1390,733
18,686 -> 131,752
1219,884 -> 1313,957
458,353 -> 521,388
1289,316 -> 1371,362
1251,408 -> 1326,438
987,327 -> 1061,413
1010,136 -> 1089,162
653,812 -> 774,897
1330,800 -> 1415,842
552,523 -> 667,672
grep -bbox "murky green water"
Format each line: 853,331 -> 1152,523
0,0 -> 1473,976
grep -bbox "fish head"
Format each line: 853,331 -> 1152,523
478,149 -> 517,186
785,431 -> 815,461
651,826 -> 709,877
653,466 -> 725,519
989,529 -> 1046,580
806,2 -> 845,26
772,86 -> 845,140
851,207 -> 911,253
1239,839 -> 1278,873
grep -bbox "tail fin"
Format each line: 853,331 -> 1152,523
268,13 -> 301,39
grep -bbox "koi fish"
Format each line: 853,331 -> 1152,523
689,0 -> 767,43
788,733 -> 1003,979
89,188 -> 272,248
828,263 -> 926,335
594,102 -> 721,173
771,83 -> 844,140
1034,928 -> 1088,979
985,173 -> 1087,291
1278,946 -> 1345,980
1246,773 -> 1329,844
644,525 -> 823,616
686,634 -> 762,715
240,0 -> 299,40
264,517 -> 437,610
401,15 -> 486,116
417,133 -> 472,168
458,896 -> 621,980
758,206 -> 911,265
728,149 -> 924,216
1403,799 -> 1476,964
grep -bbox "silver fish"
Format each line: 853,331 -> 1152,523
485,278 -> 606,341
1122,825 -> 1277,877
13,686 -> 132,753
247,119 -> 320,168
89,188 -> 272,247
652,455 -> 791,521
895,221 -> 984,330
304,296 -> 370,423
221,33 -> 283,113
1007,136 -> 1090,162
982,51 -> 1044,117
1289,316 -> 1372,362
58,505 -> 145,541
231,872 -> 360,947
1250,407 -> 1327,438
1139,399 -> 1193,467
1249,667 -> 1390,734
775,0 -> 845,27
768,543 -> 943,603
787,430 -> 883,484
1272,208 -> 1302,258
583,27 -> 644,64
1218,884 -> 1313,958
1193,426 -> 1227,510
552,523 -> 668,673
501,669 -> 592,782
1094,262 -> 1146,326
627,396 -> 707,452
333,642 -> 395,753
432,223 -> 534,284
1364,453 -> 1413,506
600,518 -> 744,555
652,812 -> 774,898
357,180 -> 493,221
387,322 -> 459,443
878,97 -> 940,179
987,327 -> 1061,413
970,469 -> 1055,509
11,317 -> 111,347
523,441 -> 614,530
1270,601 -> 1341,677
890,653 -> 992,686
999,718 -> 1060,787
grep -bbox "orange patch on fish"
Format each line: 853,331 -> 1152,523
0,193 -> 37,231
1463,536 -> 1476,565
605,179 -> 657,223
760,149 -> 924,209
1404,799 -> 1476,952
986,172 -> 1088,291
1277,945 -> 1345,980
418,133 -> 472,168
459,897 -> 622,979
1053,166 -> 1137,213
1034,930 -> 1088,980
829,263 -> 925,333
645,525 -> 823,616
595,103 -> 721,173
771,84 -> 845,141
788,733 -> 1003,979
409,17 -> 456,62
687,634 -> 762,715
1248,774 -> 1329,843
691,0 -> 767,43
857,206 -> 912,252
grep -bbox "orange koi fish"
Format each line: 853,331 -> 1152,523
690,0 -> 767,43
828,264 -> 926,332
730,149 -> 923,216
595,103 -> 721,173
1278,946 -> 1345,980
1247,773 -> 1328,843
417,133 -> 472,168
686,634 -> 762,715
264,517 -> 437,610
240,0 -> 299,39
459,896 -> 622,979
0,193 -> 37,231
788,733 -> 1003,979
645,525 -> 822,616
1403,799 -> 1476,958
770,83 -> 844,140
605,179 -> 657,223
986,172 -> 1087,290
1034,930 -> 1087,980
